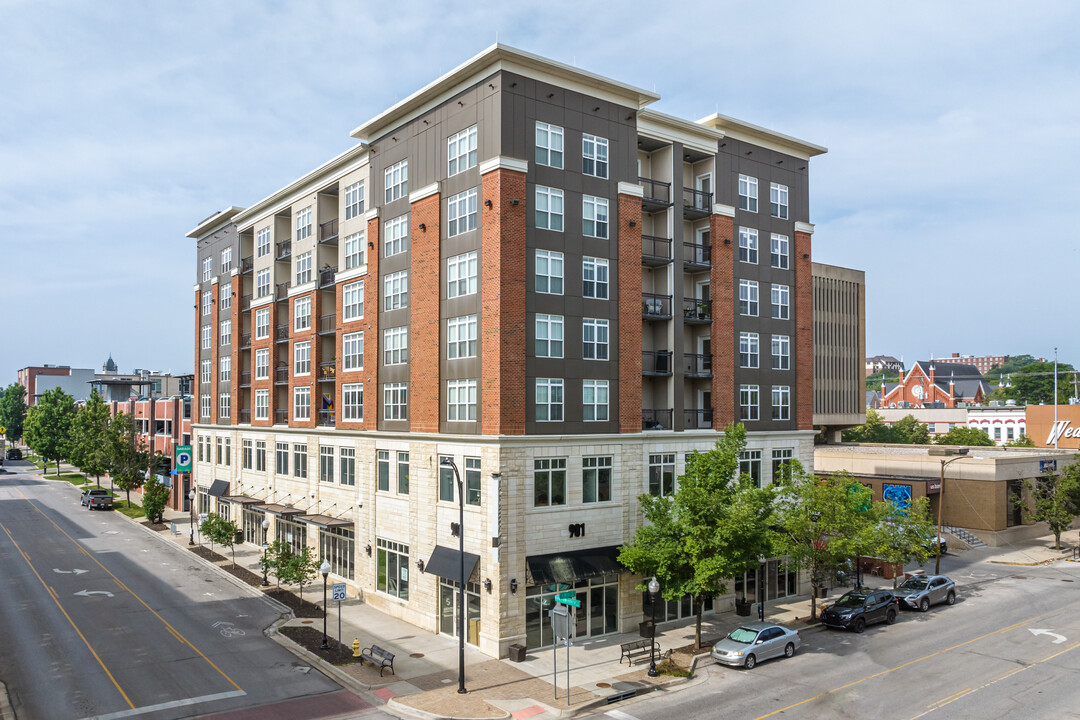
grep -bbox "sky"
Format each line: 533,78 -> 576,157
1,0 -> 1077,385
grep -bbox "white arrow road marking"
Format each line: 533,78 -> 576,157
53,569 -> 88,575
74,590 -> 114,598
1029,628 -> 1066,644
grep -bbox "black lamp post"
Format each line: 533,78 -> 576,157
261,518 -> 270,586
441,457 -> 468,694
188,489 -> 196,545
647,576 -> 659,677
319,560 -> 331,649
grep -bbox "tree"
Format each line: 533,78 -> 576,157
70,390 -> 112,486
1010,361 -> 1076,405
0,383 -> 27,444
1013,464 -> 1080,550
269,540 -> 296,588
200,512 -> 237,559
107,413 -> 152,503
619,424 -> 776,649
23,387 -> 76,474
867,496 -> 936,587
892,415 -> 930,445
1005,434 -> 1036,448
985,355 -> 1038,386
142,476 -> 171,525
934,426 -> 995,447
842,409 -> 896,443
260,539 -> 286,585
290,546 -> 319,604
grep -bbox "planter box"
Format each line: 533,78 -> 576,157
734,600 -> 752,617
508,644 -> 527,662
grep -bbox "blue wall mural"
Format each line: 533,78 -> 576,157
883,483 -> 912,513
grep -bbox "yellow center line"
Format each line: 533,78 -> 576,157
0,523 -> 135,709
928,688 -> 972,708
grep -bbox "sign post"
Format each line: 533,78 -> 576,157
332,582 -> 346,650
552,593 -> 579,705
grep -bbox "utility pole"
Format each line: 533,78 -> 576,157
1054,347 -> 1059,448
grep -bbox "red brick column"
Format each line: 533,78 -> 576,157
710,211 -> 736,429
231,274 -> 243,424
358,214 -> 381,430
617,192 -> 643,433
410,193 -> 441,433
193,288 -> 201,422
794,229 -> 813,429
209,281 -> 219,424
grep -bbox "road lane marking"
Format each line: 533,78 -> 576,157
1028,628 -> 1066,644
74,589 -> 115,598
0,523 -> 135,710
606,711 -> 641,720
79,689 -> 246,720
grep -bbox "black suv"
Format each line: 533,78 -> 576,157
821,589 -> 899,633
6,448 -> 22,460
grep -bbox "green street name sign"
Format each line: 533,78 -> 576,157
555,591 -> 580,607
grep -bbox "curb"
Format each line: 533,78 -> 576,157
0,680 -> 14,720
386,697 -> 510,720
266,628 -> 388,707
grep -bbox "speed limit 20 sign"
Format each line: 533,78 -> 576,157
176,445 -> 193,472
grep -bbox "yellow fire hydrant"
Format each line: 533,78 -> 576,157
352,638 -> 361,658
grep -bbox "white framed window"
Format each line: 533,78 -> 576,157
740,384 -> 760,421
738,227 -> 758,264
200,394 -> 211,420
582,257 -> 609,299
275,442 -> 288,474
219,393 -> 231,420
384,326 -> 408,365
534,458 -> 567,506
295,251 -> 312,285
219,356 -> 231,382
535,249 -> 563,294
255,348 -> 270,379
535,186 -> 564,231
447,251 -> 477,298
384,160 -> 408,203
738,174 -> 758,212
771,284 -> 790,320
202,325 -> 212,349
772,385 -> 791,421
740,332 -> 759,368
447,315 -> 477,359
772,448 -> 794,482
219,284 -> 231,310
256,227 -> 271,257
343,281 -> 364,321
770,233 -> 790,269
344,231 -> 366,270
254,389 -> 269,420
343,332 -> 363,371
219,319 -> 231,346
447,125 -> 478,176
447,188 -> 478,237
770,182 -> 789,219
447,379 -> 477,422
294,296 -> 311,331
535,378 -> 564,422
582,456 -> 612,503
343,383 -> 363,421
293,386 -> 311,420
220,247 -> 232,273
294,341 -> 311,375
772,335 -> 790,370
582,134 -> 608,178
256,269 -> 271,298
201,257 -> 212,281
254,307 -> 270,339
296,206 -> 312,241
739,280 -> 759,316
384,383 -> 408,421
384,271 -> 408,310
582,379 -> 609,421
201,290 -> 212,316
384,215 -> 408,257
582,318 -> 609,360
200,359 -> 211,385
739,450 -> 762,487
344,180 -> 365,220
535,314 -> 563,358
319,446 -> 334,483
649,453 -> 676,497
583,195 -> 609,238
535,121 -> 564,169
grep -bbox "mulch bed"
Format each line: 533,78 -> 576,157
280,625 -> 362,665
217,562 -> 265,587
144,521 -> 169,531
266,587 -> 325,618
188,545 -> 227,563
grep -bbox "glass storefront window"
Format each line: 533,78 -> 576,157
525,575 -> 619,649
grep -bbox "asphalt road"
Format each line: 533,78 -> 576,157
589,549 -> 1080,720
0,463 -> 383,720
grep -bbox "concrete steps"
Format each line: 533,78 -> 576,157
943,526 -> 988,549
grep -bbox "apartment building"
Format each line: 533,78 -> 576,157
189,45 -> 835,658
109,393 -> 194,510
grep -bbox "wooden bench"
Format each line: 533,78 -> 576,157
619,639 -> 660,666
360,644 -> 396,676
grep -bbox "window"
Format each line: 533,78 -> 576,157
219,393 -> 230,420
582,456 -> 612,503
384,383 -> 408,421
219,319 -> 231,346
255,440 -> 266,471
582,134 -> 608,178
649,453 -> 675,497
201,257 -> 212,281
534,458 -> 566,506
256,269 -> 271,298
535,186 -> 564,231
447,251 -> 477,298
276,442 -> 288,475
535,122 -> 563,168
340,448 -> 356,486
772,449 -> 793,483
294,341 -> 311,375
535,314 -> 563,358
200,359 -> 211,385
201,290 -> 212,316
740,332 -> 759,368
384,327 -> 408,365
255,308 -> 270,339
447,315 -> 477,359
343,281 -> 364,321
377,450 -> 390,491
770,182 -> 789,219
772,335 -> 790,370
343,383 -> 363,421
219,284 -> 231,310
740,384 -> 760,421
465,457 -> 481,506
447,379 -> 477,421
320,446 -> 334,483
201,325 -> 211,349
243,439 -> 252,469
447,188 -> 478,237
384,215 -> 408,257
447,125 -> 478,176
294,296 -> 311,331
535,378 -> 564,422
384,160 -> 408,203
582,196 -> 608,238
344,180 -> 365,220
772,386 -> 791,421
535,250 -> 563,294
215,437 -> 222,464
257,227 -> 271,257
738,227 -> 758,264
582,380 -> 609,421
321,527 -> 354,580
738,280 -> 759,316
295,206 -> 312,241
220,247 -> 232,273
439,456 -> 456,502
344,232 -> 366,270
295,251 -> 312,285
738,174 -> 758,212
397,451 -> 409,494
771,234 -> 789,270
219,356 -> 231,382
293,386 -> 311,420
739,450 -> 762,487
376,538 -> 409,600
384,270 -> 408,310
293,443 -> 308,478
582,257 -> 609,300
582,319 -> 609,360
343,332 -> 363,371
771,284 -> 790,320
254,389 -> 269,420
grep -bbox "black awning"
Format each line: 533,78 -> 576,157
258,504 -> 303,517
424,545 -> 481,586
297,513 -> 354,529
207,480 -> 229,497
526,546 -> 626,587
220,494 -> 261,505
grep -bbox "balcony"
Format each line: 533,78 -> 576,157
319,219 -> 339,244
275,281 -> 291,301
641,235 -> 672,267
318,314 -> 336,335
239,332 -> 251,349
684,408 -> 714,430
319,266 -> 337,289
274,366 -> 289,385
240,256 -> 253,274
639,177 -> 672,213
683,353 -> 713,379
642,350 -> 672,377
683,188 -> 712,219
682,298 -> 712,324
318,361 -> 336,381
275,324 -> 289,343
239,408 -> 251,424
274,409 -> 288,425
642,293 -> 672,320
683,241 -> 711,270
317,409 -> 336,427
642,409 -> 673,431
240,293 -> 252,311
276,239 -> 292,260
239,371 -> 251,387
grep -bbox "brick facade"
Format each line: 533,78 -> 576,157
794,229 -> 813,429
617,192 -> 643,433
710,211 -> 736,428
410,192 -> 442,433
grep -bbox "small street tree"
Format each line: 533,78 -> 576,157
23,387 -> 77,474
270,541 -> 296,588
1013,464 -> 1080,550
70,390 -> 112,486
107,413 -> 151,503
0,383 -> 27,444
867,496 -> 936,587
200,512 -> 238,559
142,476 -> 171,525
291,546 -> 319,604
260,539 -> 287,585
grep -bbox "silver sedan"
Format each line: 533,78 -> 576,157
710,621 -> 801,669
894,574 -> 957,612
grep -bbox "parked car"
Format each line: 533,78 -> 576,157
926,534 -> 948,556
711,621 -> 801,669
80,488 -> 112,509
821,589 -> 899,632
894,574 -> 956,612
5,448 -> 22,460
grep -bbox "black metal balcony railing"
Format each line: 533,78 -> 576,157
684,242 -> 711,268
318,314 -> 336,334
319,219 -> 339,243
274,409 -> 288,425
275,324 -> 288,342
683,353 -> 713,378
240,293 -> 252,311
276,239 -> 292,260
318,361 -> 336,381
319,266 -> 337,288
239,408 -> 251,424
239,332 -> 251,349
639,177 -> 672,208
240,256 -> 253,274
682,298 -> 713,323
239,370 -> 251,387
642,350 -> 673,376
642,409 -> 673,431
683,188 -> 713,216
275,281 -> 291,301
642,293 -> 673,319
317,409 -> 335,427
641,235 -> 672,266
274,366 -> 289,384
684,408 -> 714,430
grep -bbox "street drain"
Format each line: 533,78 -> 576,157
1062,579 -> 1075,582
302,620 -> 314,624
596,682 -> 611,688
410,653 -> 424,658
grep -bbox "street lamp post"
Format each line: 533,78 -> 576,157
647,576 -> 660,677
440,457 -> 468,694
319,560 -> 331,650
188,489 -> 196,546
936,451 -> 969,574
261,518 -> 270,586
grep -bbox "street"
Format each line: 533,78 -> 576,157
0,462 -> 385,720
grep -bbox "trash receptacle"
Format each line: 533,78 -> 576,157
235,530 -> 244,544
639,620 -> 656,638
508,644 -> 527,662
735,599 -> 752,617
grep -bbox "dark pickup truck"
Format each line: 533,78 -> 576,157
81,488 -> 114,510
